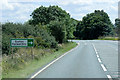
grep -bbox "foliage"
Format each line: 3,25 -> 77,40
115,18 -> 120,28
115,18 -> 120,37
2,42 -> 77,78
47,20 -> 67,43
29,5 -> 70,25
74,10 -> 114,39
2,22 -> 58,55
29,5 -> 77,42
97,37 -> 118,40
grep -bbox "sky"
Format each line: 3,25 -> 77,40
1,0 -> 119,24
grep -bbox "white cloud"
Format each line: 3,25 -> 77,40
7,0 -> 56,2
1,0 -> 118,24
110,5 -> 118,11
2,0 -> 14,10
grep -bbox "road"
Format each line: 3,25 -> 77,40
30,40 -> 119,79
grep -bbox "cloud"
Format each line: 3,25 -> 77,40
7,0 -> 56,3
2,0 -> 14,10
1,0 -> 118,24
110,5 -> 118,11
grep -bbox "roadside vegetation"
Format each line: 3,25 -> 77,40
73,10 -> 118,39
2,5 -> 119,78
97,37 -> 118,40
2,6 -> 77,78
3,42 -> 77,78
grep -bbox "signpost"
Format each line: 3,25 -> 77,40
10,38 -> 34,47
10,38 -> 34,59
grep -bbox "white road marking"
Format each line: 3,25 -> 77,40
98,58 -> 102,63
107,75 -> 113,80
92,43 -> 112,78
97,55 -> 99,58
101,64 -> 107,71
29,42 -> 80,79
92,44 -> 98,55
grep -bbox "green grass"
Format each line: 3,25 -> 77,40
97,37 -> 119,40
2,42 -> 77,78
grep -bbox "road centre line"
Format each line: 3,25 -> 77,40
107,75 -> 113,80
101,64 -> 107,71
29,42 -> 80,79
107,75 -> 112,78
98,58 -> 102,63
97,55 -> 99,58
92,43 -> 112,78
92,44 -> 98,55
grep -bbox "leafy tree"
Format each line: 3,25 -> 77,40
34,24 -> 58,48
73,21 -> 84,39
47,20 -> 67,43
29,5 -> 70,25
115,18 -> 120,28
74,10 -> 114,39
29,5 -> 76,42
115,18 -> 120,37
66,18 -> 78,39
2,22 -> 58,55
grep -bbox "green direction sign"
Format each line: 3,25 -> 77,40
10,38 -> 34,47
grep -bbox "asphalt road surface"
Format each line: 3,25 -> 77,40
31,40 -> 119,78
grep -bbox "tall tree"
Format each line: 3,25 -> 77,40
29,5 -> 70,25
29,5 -> 76,43
74,10 -> 114,39
115,18 -> 120,37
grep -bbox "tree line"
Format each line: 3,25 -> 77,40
2,5 -> 118,55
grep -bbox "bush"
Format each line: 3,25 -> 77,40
2,22 -> 58,55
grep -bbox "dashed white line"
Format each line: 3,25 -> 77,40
107,75 -> 112,78
92,44 -> 98,55
98,58 -> 102,63
101,64 -> 107,71
107,75 -> 113,80
92,43 -> 112,79
29,42 -> 80,79
96,55 -> 99,58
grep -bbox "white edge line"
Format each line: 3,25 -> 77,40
101,64 -> 107,71
29,42 -> 80,79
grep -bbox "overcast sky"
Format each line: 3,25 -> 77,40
1,0 -> 118,24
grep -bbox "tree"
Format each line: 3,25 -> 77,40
29,5 -> 76,42
115,18 -> 120,37
29,5 -> 70,25
74,10 -> 114,39
73,21 -> 83,39
47,20 -> 67,43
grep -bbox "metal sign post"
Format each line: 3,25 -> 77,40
10,38 -> 34,47
10,38 -> 34,59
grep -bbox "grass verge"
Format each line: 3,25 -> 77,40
2,42 -> 77,78
97,37 -> 119,40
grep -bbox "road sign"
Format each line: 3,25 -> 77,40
10,38 -> 34,47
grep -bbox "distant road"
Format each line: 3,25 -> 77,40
30,40 -> 118,78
